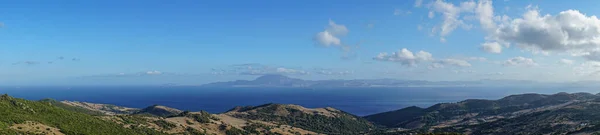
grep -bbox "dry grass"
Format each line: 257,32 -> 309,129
10,121 -> 64,135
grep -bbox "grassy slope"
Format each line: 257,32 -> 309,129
39,98 -> 107,116
230,104 -> 375,134
433,101 -> 600,135
365,92 -> 598,128
0,94 -> 167,135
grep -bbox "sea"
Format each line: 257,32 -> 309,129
0,86 -> 598,116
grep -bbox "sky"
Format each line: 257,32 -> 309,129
2,0 -> 600,85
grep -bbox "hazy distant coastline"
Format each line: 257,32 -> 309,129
201,74 -> 600,88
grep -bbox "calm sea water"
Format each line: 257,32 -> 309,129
0,86 -> 597,116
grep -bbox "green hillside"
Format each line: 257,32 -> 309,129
39,98 -> 107,116
365,92 -> 597,129
228,103 -> 375,134
0,94 -> 166,135
434,100 -> 600,134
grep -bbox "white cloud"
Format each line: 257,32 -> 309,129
211,71 -> 224,75
485,9 -> 600,58
480,42 -> 502,53
314,31 -> 340,46
558,59 -> 574,65
466,57 -> 487,61
582,51 -> 600,61
424,0 -> 600,63
394,9 -> 412,16
12,61 -> 40,65
145,71 -> 162,75
315,70 -> 353,75
223,64 -> 312,76
460,1 -> 476,11
276,68 -> 310,75
453,70 -> 476,74
428,63 -> 445,69
314,20 -> 348,46
373,48 -> 434,66
475,0 -> 496,32
428,0 -> 477,41
415,0 -> 423,7
326,20 -> 348,35
83,71 -> 188,79
484,72 -> 504,76
436,59 -> 472,67
581,61 -> 600,67
574,61 -> 600,76
416,50 -> 434,61
428,11 -> 435,18
503,56 -> 538,67
428,58 -> 475,69
423,0 -> 600,63
373,48 -> 477,69
239,70 -> 269,75
312,68 -> 354,75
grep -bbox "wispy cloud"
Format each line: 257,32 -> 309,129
313,68 -> 354,76
503,57 -> 538,67
12,61 -> 40,65
373,48 -> 434,66
213,63 -> 309,76
211,64 -> 355,76
393,9 -> 412,16
13,56 -> 81,66
80,70 -> 204,79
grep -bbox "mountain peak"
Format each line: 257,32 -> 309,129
135,105 -> 183,117
227,103 -> 342,117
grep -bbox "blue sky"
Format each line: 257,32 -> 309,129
2,0 -> 600,85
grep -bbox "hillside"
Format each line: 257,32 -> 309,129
22,94 -> 375,134
60,100 -> 139,115
433,99 -> 600,135
0,94 -> 337,135
365,92 -> 597,129
225,103 -> 376,134
365,92 -> 600,134
107,107 -> 326,135
0,94 -> 165,135
100,103 -> 375,135
135,105 -> 183,117
6,92 -> 600,134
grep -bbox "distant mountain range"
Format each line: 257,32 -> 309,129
201,74 -> 598,88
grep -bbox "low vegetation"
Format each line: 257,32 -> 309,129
177,110 -> 219,123
6,92 -> 597,135
0,94 -> 166,135
153,119 -> 177,130
231,104 -> 375,134
366,92 -> 598,129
